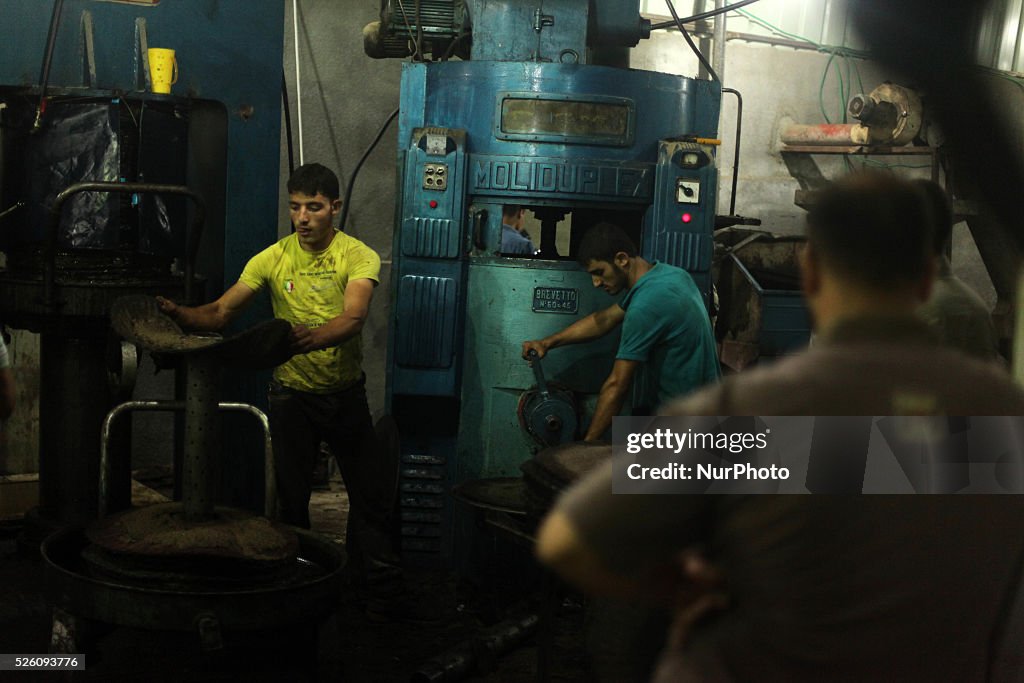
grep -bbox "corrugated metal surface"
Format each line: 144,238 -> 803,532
976,0 -> 1024,72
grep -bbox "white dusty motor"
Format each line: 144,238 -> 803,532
781,82 -> 923,146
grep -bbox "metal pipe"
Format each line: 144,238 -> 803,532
694,0 -> 711,80
291,0 -> 304,165
33,0 -> 65,132
780,123 -> 867,145
45,182 -> 207,310
99,400 -> 275,519
526,350 -> 549,398
713,0 -> 727,83
722,88 -> 743,215
281,71 -> 295,174
411,613 -> 540,682
183,354 -> 219,521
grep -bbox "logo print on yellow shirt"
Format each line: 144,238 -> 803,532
284,280 -> 295,293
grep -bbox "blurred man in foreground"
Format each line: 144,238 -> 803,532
537,172 -> 1024,681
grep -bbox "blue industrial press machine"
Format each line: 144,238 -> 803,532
372,0 -> 723,564
0,0 -> 284,528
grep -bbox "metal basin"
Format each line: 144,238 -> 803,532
41,524 -> 345,632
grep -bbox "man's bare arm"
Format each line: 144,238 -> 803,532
290,278 -> 375,353
157,281 -> 257,332
537,510 -> 645,598
537,510 -> 728,621
522,303 -> 625,359
583,358 -> 638,441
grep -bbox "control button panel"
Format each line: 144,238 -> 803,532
676,178 -> 700,204
423,163 -> 448,191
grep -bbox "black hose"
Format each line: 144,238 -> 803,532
666,0 -> 719,82
441,33 -> 468,61
33,0 -> 66,132
339,107 -> 400,232
722,87 -> 743,215
651,0 -> 761,32
416,0 -> 423,62
281,71 -> 295,174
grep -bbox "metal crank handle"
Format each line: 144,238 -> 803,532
527,349 -> 550,397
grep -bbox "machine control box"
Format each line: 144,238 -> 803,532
676,178 -> 700,204
423,163 -> 449,191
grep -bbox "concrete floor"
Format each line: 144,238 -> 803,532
0,470 -> 590,682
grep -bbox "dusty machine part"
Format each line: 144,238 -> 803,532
362,0 -> 473,61
183,353 -> 220,521
848,82 -> 924,146
86,503 -> 297,564
782,83 -> 923,148
40,298 -> 344,673
108,294 -> 291,521
106,295 -> 292,525
1,0 -> 286,524
0,179 -> 205,532
40,182 -> 207,311
99,400 -> 276,519
781,122 -> 870,146
517,351 -> 578,448
450,477 -> 528,516
713,230 -> 810,371
110,294 -> 222,353
411,612 -> 541,682
520,441 -> 610,520
111,294 -> 293,367
42,524 -> 343,670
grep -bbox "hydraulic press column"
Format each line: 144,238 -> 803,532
390,127 -> 468,561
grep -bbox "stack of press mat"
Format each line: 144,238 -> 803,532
520,442 -> 610,521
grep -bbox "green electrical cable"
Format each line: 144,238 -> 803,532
852,56 -> 865,98
861,160 -> 931,170
737,8 -> 864,126
819,49 -> 847,123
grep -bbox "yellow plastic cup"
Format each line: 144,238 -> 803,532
147,48 -> 178,94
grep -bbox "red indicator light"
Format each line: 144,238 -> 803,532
681,213 -> 692,223
429,200 -> 438,209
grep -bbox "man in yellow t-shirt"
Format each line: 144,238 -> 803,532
157,163 -> 391,571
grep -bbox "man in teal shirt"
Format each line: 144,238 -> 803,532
522,223 -> 719,441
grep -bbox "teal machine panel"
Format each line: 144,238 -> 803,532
380,1 -> 721,564
457,260 -> 621,483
